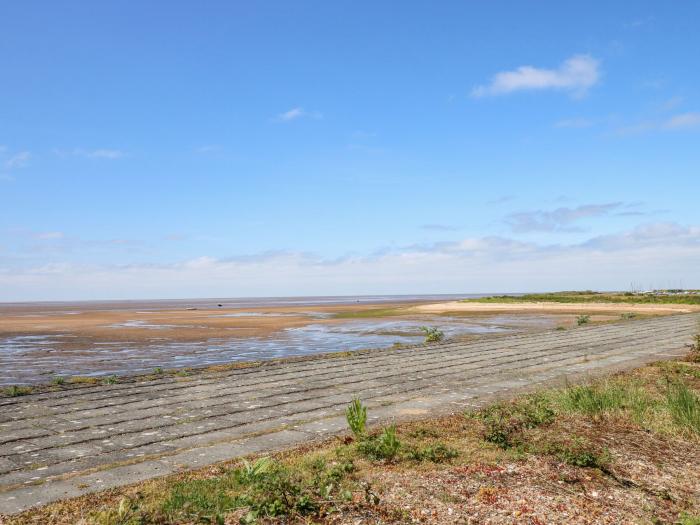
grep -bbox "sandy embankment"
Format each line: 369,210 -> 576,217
413,300 -> 700,315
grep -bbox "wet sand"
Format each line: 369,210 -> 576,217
1,296 -> 686,385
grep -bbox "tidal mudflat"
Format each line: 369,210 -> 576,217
0,296 -> 569,385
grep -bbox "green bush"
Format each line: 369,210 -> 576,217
52,376 -> 65,386
576,315 -> 591,326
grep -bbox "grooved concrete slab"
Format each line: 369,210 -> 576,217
1,314 -> 698,515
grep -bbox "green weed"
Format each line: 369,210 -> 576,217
476,394 -> 555,449
407,443 -> 459,463
357,425 -> 402,461
420,326 -> 444,343
576,315 -> 591,326
666,381 -> 700,434
345,398 -> 367,438
4,385 -> 32,397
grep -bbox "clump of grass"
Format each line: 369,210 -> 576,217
357,425 -> 402,462
95,455 -> 356,524
678,513 -> 700,525
4,385 -> 32,397
540,436 -> 610,469
420,326 -> 444,343
345,398 -> 367,438
620,312 -> 637,320
556,380 -> 652,420
406,443 -> 459,463
69,376 -> 99,385
576,314 -> 591,326
51,376 -> 65,386
153,367 -> 164,375
475,394 -> 555,449
102,375 -> 118,385
666,381 -> 700,434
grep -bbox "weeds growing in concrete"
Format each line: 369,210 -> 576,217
3,385 -> 32,397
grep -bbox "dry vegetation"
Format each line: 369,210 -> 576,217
4,342 -> 700,525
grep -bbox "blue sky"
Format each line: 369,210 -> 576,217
1,2 -> 699,300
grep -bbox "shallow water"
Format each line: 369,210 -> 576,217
0,314 -> 558,385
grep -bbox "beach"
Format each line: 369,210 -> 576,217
2,294 -> 693,385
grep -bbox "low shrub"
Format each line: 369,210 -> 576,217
576,315 -> 591,326
420,326 -> 444,343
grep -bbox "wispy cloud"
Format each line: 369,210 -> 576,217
4,151 -> 31,170
663,112 -> 700,130
55,148 -> 126,159
472,54 -> 600,98
554,117 -> 594,129
34,231 -> 65,240
613,112 -> 700,136
275,107 -> 323,122
195,145 -> 221,154
420,224 -> 458,232
506,203 -> 622,233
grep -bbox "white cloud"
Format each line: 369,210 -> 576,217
4,151 -> 31,170
613,112 -> 700,136
55,148 -> 126,159
506,203 -> 622,233
663,112 -> 700,130
472,54 -> 600,98
34,232 -> 65,240
2,222 -> 699,301
554,117 -> 594,129
275,107 -> 323,122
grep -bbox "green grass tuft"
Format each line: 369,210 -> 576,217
666,381 -> 700,434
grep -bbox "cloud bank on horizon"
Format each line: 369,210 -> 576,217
2,220 -> 698,301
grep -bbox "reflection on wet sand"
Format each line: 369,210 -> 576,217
0,306 -> 564,385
